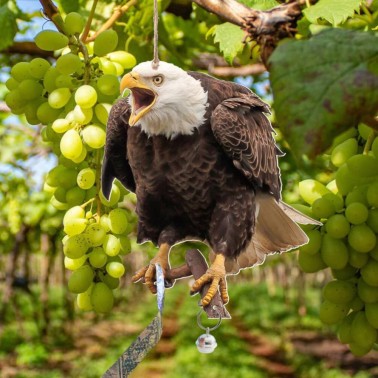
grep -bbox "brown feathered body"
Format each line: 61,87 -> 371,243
102,72 -> 308,273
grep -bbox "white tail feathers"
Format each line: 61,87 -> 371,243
221,193 -> 317,274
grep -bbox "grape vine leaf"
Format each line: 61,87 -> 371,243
270,29 -> 378,159
0,4 -> 17,51
210,23 -> 245,64
238,0 -> 279,10
303,0 -> 361,26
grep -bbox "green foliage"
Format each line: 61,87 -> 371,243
209,23 -> 245,64
303,0 -> 361,26
239,0 -> 278,10
0,3 -> 17,51
270,28 -> 378,159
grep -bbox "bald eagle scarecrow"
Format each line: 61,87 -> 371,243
102,61 -> 313,306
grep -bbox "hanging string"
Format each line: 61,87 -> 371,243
152,0 -> 159,69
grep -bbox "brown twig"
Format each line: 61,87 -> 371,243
39,0 -> 65,33
3,41 -> 54,57
81,0 -> 99,42
209,63 -> 266,77
84,0 -> 138,43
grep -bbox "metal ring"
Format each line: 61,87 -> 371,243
196,305 -> 222,332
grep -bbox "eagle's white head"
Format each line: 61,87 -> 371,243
120,61 -> 208,138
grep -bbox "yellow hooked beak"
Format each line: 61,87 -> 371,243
120,72 -> 157,126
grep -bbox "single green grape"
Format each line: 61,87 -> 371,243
91,282 -> 114,313
64,254 -> 87,270
107,51 -> 136,69
357,278 -> 378,303
347,154 -> 378,177
108,208 -> 129,234
68,265 -> 94,294
331,138 -> 358,168
56,53 -> 83,75
82,124 -> 106,149
299,179 -> 331,205
321,234 -> 349,270
350,311 -> 377,350
64,12 -> 85,35
348,224 -> 376,253
325,214 -> 350,239
60,129 -> 83,160
319,300 -> 349,325
345,202 -> 369,225
338,311 -> 357,344
93,30 -> 118,57
106,261 -> 125,278
89,247 -> 108,268
103,234 -> 121,256
360,259 -> 378,287
75,85 -> 97,109
300,229 -> 322,255
77,168 -> 96,190
298,250 -> 327,273
29,57 -> 51,79
48,87 -> 71,109
97,74 -> 119,96
85,223 -> 107,247
63,234 -> 89,259
311,197 -> 335,219
365,302 -> 378,328
11,62 -> 32,81
35,30 -> 69,51
18,79 -> 43,100
77,285 -> 93,311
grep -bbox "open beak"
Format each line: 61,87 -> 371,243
120,72 -> 157,126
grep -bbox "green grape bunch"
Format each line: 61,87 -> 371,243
5,12 -> 137,314
295,125 -> 378,356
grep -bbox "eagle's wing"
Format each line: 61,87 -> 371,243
210,94 -> 282,199
101,98 -> 136,199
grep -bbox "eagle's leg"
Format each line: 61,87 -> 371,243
190,253 -> 229,306
131,242 -> 172,293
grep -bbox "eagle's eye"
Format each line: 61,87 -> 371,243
152,75 -> 164,86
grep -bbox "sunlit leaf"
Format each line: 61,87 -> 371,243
238,0 -> 279,10
0,4 -> 17,51
303,0 -> 361,26
211,23 -> 245,64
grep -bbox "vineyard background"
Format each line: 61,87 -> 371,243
1,0 -> 378,377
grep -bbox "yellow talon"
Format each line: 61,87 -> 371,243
132,243 -> 171,294
191,254 -> 228,306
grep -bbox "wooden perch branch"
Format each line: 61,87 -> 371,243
168,249 -> 231,319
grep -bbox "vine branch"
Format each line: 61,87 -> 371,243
84,0 -> 138,43
39,0 -> 65,33
191,0 -> 316,65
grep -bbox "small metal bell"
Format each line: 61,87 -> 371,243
196,328 -> 217,354
195,305 -> 222,354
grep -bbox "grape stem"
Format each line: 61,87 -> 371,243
81,0 -> 99,43
75,36 -> 91,85
363,130 -> 377,155
84,0 -> 138,43
80,198 -> 95,209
